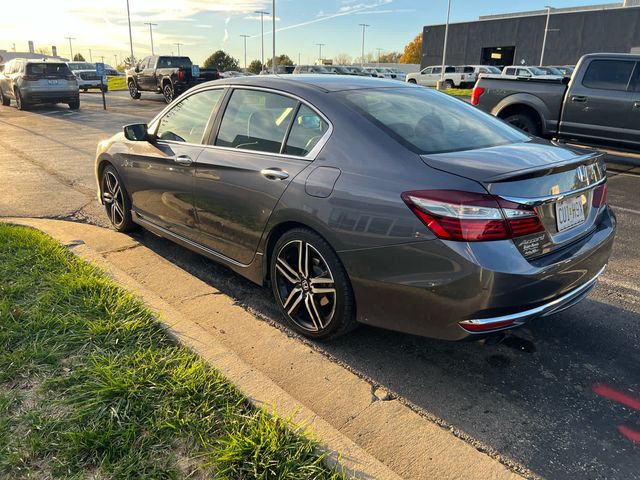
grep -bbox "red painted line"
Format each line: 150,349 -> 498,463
593,384 -> 640,411
618,425 -> 640,443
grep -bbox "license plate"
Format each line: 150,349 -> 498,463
555,196 -> 585,232
48,79 -> 58,85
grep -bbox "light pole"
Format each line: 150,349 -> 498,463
272,0 -> 276,74
114,54 -> 118,66
359,23 -> 370,65
144,22 -> 158,55
126,0 -> 135,64
376,48 -> 383,64
240,34 -> 250,70
540,6 -> 556,66
89,48 -> 92,62
65,37 -> 76,60
439,0 -> 452,86
316,43 -> 325,64
254,9 -> 269,69
174,42 -> 183,55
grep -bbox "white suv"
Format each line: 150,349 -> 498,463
406,65 -> 470,88
67,62 -> 107,92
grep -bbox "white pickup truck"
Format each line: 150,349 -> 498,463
406,65 -> 475,88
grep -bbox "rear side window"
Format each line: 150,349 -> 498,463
216,89 -> 297,153
582,60 -> 635,91
284,105 -> 329,156
26,63 -> 72,77
156,89 -> 223,143
342,88 -> 527,155
445,66 -> 456,73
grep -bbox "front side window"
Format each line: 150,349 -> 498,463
583,59 -> 635,91
505,68 -> 515,75
432,67 -> 441,74
284,105 -> 329,156
156,89 -> 223,143
341,87 -> 528,155
216,89 -> 297,153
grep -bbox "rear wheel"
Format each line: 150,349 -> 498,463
68,99 -> 80,110
162,83 -> 174,103
408,78 -> 417,84
0,89 -> 9,106
128,80 -> 141,99
270,228 -> 357,340
100,165 -> 137,232
504,112 -> 541,137
15,89 -> 27,110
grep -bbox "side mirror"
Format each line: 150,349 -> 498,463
124,123 -> 149,141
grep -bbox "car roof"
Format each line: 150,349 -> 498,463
204,74 -> 409,93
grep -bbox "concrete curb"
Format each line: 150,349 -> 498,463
5,218 -> 528,480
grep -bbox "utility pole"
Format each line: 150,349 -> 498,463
272,0 -> 276,74
144,22 -> 158,55
254,9 -> 269,69
65,37 -> 76,60
358,24 -> 369,65
89,48 -> 92,62
316,43 -> 325,64
439,0 -> 452,87
174,42 -> 183,55
240,34 -> 250,70
376,48 -> 383,64
540,6 -> 556,66
126,0 -> 135,64
114,54 -> 118,66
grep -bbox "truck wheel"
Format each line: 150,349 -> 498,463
0,89 -> 9,106
128,80 -> 141,99
444,79 -> 454,89
504,113 -> 541,137
163,83 -> 174,103
408,79 -> 417,84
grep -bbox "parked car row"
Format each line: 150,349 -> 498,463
291,64 -> 407,80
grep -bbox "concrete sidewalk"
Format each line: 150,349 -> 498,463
5,218 -> 531,480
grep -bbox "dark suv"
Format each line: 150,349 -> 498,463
0,59 -> 80,110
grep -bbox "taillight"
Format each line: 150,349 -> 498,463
401,189 -> 544,242
458,319 -> 516,332
461,74 -> 465,80
22,75 -> 38,81
592,183 -> 607,208
470,86 -> 485,105
177,69 -> 184,81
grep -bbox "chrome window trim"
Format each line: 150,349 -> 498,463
209,85 -> 334,161
499,177 -> 606,206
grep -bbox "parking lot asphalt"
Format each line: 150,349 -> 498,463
1,90 -> 639,480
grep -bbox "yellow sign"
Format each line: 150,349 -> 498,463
107,76 -> 127,91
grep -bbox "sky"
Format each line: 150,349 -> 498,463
1,0 -> 601,67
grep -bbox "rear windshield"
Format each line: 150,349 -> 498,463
341,88 -> 528,154
68,62 -> 94,70
26,63 -> 72,77
157,57 -> 192,68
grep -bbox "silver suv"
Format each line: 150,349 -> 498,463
0,58 -> 80,110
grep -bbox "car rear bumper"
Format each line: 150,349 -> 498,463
338,205 -> 616,340
22,90 -> 79,104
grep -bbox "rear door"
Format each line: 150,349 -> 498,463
560,58 -> 640,148
194,88 -> 330,264
120,87 -> 224,239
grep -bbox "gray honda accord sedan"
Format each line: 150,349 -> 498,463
95,75 -> 615,341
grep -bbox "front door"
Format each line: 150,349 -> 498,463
140,57 -> 157,91
194,88 -> 330,265
560,58 -> 640,149
119,87 -> 225,240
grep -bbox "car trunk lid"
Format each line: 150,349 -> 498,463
420,141 -> 607,258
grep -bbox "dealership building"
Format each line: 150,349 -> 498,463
420,1 -> 640,68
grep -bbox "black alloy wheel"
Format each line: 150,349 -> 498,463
271,229 -> 356,340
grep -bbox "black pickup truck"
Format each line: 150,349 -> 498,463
472,53 -> 640,151
127,55 -> 220,103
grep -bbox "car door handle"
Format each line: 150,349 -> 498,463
571,95 -> 587,103
260,168 -> 289,180
174,155 -> 193,166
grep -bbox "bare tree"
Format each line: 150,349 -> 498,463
334,53 -> 352,65
36,47 -> 51,55
354,52 -> 375,64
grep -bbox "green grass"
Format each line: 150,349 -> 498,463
0,224 -> 346,480
443,88 -> 473,97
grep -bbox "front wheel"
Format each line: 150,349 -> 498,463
503,112 -> 541,137
162,83 -> 174,103
100,164 -> 137,232
270,228 -> 357,340
408,79 -> 417,84
128,80 -> 141,99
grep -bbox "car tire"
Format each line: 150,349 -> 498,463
162,83 -> 174,103
0,89 -> 9,106
408,79 -> 417,84
68,99 -> 80,110
100,164 -> 137,232
15,89 -> 27,110
128,80 -> 141,99
270,228 -> 357,341
82,88 -> 88,92
444,79 -> 454,89
504,112 -> 541,137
